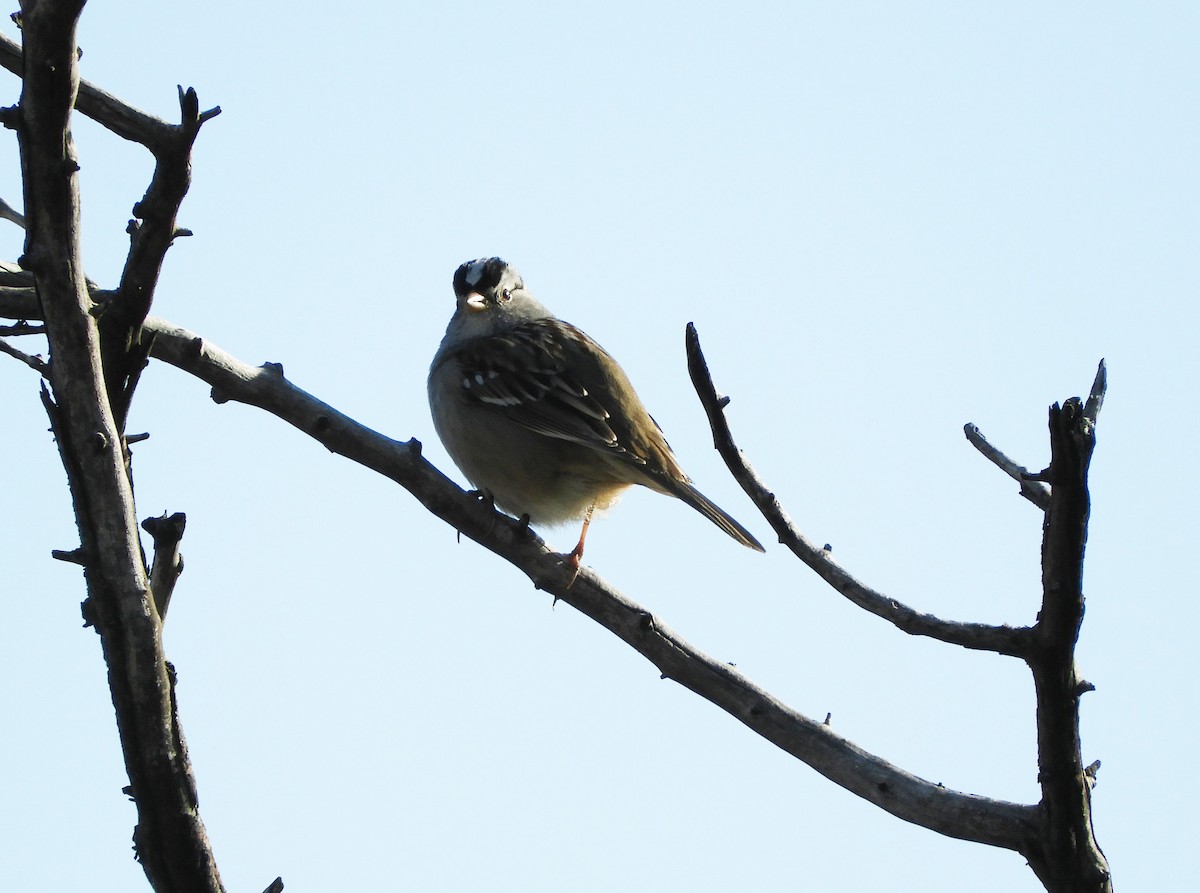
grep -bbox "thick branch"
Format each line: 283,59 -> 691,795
684,323 -> 1033,657
1023,388 -> 1111,892
10,8 -> 223,891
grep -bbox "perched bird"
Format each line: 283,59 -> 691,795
428,257 -> 764,570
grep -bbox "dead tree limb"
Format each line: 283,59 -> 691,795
1021,366 -> 1110,892
0,10 -> 1110,889
687,321 -> 1110,893
684,323 -> 1034,657
4,6 -> 224,891
1,267 -> 1110,883
131,314 -> 1053,849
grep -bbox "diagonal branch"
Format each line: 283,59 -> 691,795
963,359 -> 1105,517
2,277 -> 1051,863
130,314 -> 1041,853
0,30 -> 218,150
683,323 -> 1034,658
0,333 -> 47,373
963,423 -> 1052,510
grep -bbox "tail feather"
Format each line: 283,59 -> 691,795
667,479 -> 765,552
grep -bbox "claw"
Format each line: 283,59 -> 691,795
468,488 -> 496,510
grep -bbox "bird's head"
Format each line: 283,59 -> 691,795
449,257 -> 552,337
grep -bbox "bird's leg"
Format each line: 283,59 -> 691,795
564,505 -> 595,587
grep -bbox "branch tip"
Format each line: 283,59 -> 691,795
1085,359 -> 1107,424
142,512 -> 187,621
51,547 -> 86,565
964,421 -> 1052,510
0,336 -> 49,374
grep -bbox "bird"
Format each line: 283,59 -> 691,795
428,257 -> 764,572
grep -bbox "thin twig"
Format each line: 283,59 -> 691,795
1084,359 -> 1107,424
684,323 -> 1033,657
963,423 -> 1052,510
0,335 -> 47,374
99,80 -> 219,432
0,194 -> 26,228
0,32 -> 221,150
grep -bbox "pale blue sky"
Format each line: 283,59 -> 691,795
1,3 -> 1195,891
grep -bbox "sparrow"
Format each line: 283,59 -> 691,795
428,257 -> 764,570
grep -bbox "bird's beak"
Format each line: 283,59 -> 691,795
464,292 -> 488,313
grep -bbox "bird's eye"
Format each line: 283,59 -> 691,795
499,288 -> 513,303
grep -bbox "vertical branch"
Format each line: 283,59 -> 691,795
101,86 -> 219,431
1023,366 -> 1111,893
12,4 -> 224,891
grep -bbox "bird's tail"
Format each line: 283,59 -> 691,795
668,479 -> 765,552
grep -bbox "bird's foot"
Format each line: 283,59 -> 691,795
562,544 -> 584,590
467,488 -> 496,510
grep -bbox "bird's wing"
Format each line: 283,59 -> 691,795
449,319 -> 648,465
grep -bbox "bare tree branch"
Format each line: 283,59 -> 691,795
683,323 -> 1034,658
963,422 -> 1052,510
0,319 -> 44,334
0,30 -> 219,149
0,333 -> 47,373
0,193 -> 26,227
1021,389 -> 1111,892
0,220 -> 1114,893
1084,359 -> 1107,424
684,323 -> 1112,892
100,84 -> 219,432
130,314 -> 1041,851
0,283 -> 1064,858
0,16 -> 1113,888
7,7 -> 224,891
142,511 -> 186,622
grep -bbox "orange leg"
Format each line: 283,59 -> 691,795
565,505 -> 595,586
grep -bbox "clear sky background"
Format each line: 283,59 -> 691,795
1,3 -> 1195,891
